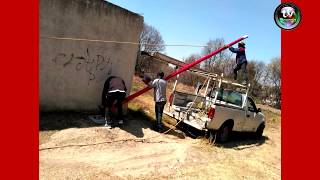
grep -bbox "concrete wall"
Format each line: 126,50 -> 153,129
40,0 -> 143,111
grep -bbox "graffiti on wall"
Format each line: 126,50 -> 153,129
52,48 -> 112,83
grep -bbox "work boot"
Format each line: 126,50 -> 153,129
104,122 -> 112,129
157,125 -> 163,133
104,117 -> 112,129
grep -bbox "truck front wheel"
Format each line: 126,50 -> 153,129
255,123 -> 265,139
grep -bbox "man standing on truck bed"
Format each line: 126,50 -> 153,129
147,71 -> 167,132
225,42 -> 248,85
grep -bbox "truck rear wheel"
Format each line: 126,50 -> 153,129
217,124 -> 231,143
208,130 -> 216,144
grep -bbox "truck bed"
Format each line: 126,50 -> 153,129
165,91 -> 244,131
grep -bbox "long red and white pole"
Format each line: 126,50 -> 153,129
123,35 -> 248,103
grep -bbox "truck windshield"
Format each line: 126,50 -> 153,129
216,90 -> 242,106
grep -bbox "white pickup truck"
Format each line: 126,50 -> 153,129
164,71 -> 265,143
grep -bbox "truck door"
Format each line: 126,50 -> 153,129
243,97 -> 259,132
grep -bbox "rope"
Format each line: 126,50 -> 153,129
39,138 -> 176,151
40,36 -> 210,48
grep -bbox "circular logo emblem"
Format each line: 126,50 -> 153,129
274,3 -> 301,30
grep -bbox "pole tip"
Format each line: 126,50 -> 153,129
242,35 -> 249,39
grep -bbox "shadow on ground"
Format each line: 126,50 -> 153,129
119,108 -> 152,138
123,108 -> 187,139
174,121 -> 269,149
40,112 -> 97,131
217,133 -> 269,150
176,122 -> 205,138
40,109 -> 187,140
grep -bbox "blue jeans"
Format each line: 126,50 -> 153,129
155,101 -> 166,129
234,61 -> 248,82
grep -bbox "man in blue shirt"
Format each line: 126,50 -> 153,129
225,42 -> 248,85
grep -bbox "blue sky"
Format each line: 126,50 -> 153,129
107,0 -> 280,63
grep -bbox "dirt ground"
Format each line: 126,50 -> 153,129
39,108 -> 280,180
39,76 -> 281,179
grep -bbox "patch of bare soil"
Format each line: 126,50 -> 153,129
40,111 -> 280,180
256,104 -> 281,115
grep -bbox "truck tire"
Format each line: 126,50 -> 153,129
217,123 -> 231,143
255,123 -> 265,139
208,130 -> 216,144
